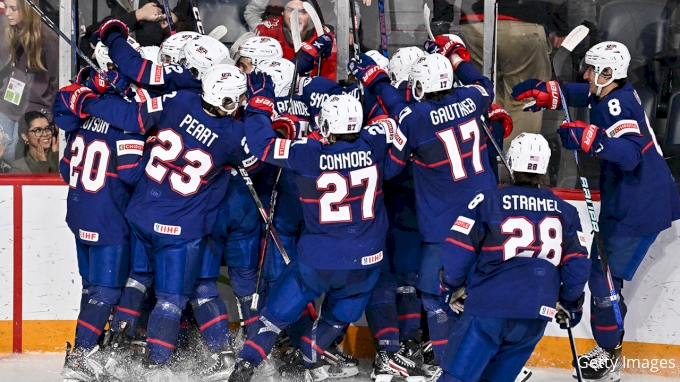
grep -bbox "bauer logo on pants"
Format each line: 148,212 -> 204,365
362,251 -> 383,266
154,223 -> 181,235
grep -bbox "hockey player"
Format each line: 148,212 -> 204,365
512,41 -> 680,381
59,64 -> 261,377
438,133 -> 590,382
255,0 -> 337,80
228,73 -> 399,381
53,67 -> 147,381
234,36 -> 284,74
389,47 -> 424,88
158,31 -> 200,64
349,38 -> 496,367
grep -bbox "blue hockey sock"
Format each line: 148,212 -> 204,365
300,319 -> 345,368
177,308 -> 191,349
112,282 -> 147,337
422,292 -> 453,365
366,304 -> 400,352
239,313 -> 284,367
288,308 -> 314,349
397,286 -> 422,341
147,300 -> 183,364
238,296 -> 262,334
591,294 -> 627,349
75,300 -> 113,350
192,298 -> 230,353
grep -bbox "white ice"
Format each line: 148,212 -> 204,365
1,353 -> 678,381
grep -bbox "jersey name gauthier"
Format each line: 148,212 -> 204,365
502,195 -> 562,213
430,97 -> 476,125
180,114 -> 219,147
320,151 -> 373,170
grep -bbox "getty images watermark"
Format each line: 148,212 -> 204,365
578,356 -> 677,373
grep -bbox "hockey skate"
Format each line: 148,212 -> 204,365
371,349 -> 428,382
279,349 -> 328,381
252,352 -> 278,382
323,344 -> 360,378
201,349 -> 237,382
61,342 -> 110,382
572,344 -> 622,381
398,339 -> 424,367
228,360 -> 256,382
420,341 -> 441,377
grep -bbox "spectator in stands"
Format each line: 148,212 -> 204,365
0,129 -> 11,173
0,0 -> 58,165
10,110 -> 57,173
431,0 -> 567,146
106,0 -> 189,47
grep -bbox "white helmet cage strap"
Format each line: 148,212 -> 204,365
318,94 -> 363,138
506,132 -> 551,175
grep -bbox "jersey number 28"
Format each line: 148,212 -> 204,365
501,217 -> 562,266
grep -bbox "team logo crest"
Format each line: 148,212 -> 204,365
221,73 -> 232,80
196,46 -> 208,54
605,44 -> 616,50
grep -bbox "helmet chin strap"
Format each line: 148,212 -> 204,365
593,71 -> 614,97
412,80 -> 424,102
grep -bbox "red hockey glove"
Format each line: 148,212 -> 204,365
301,33 -> 334,59
91,19 -> 130,46
60,83 -> 96,118
424,35 -> 470,62
488,104 -> 513,138
272,116 -> 298,139
512,79 -> 562,112
558,120 -> 606,155
246,71 -> 276,118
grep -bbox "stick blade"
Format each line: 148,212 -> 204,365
303,2 -> 324,36
290,9 -> 303,52
424,4 -> 434,40
562,25 -> 589,53
208,25 -> 228,40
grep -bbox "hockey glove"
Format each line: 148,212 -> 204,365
555,293 -> 585,329
439,269 -> 466,314
77,67 -> 131,96
487,104 -> 513,138
511,79 -> 562,112
91,19 -> 130,46
347,53 -> 390,89
272,116 -> 298,139
558,120 -> 606,156
301,33 -> 334,60
59,83 -> 96,119
246,71 -> 276,118
424,35 -> 470,62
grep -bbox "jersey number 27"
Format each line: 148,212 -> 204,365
317,165 -> 379,223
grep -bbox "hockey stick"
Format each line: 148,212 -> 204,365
188,0 -> 205,35
289,9 -> 303,107
208,25 -> 228,40
302,2 -> 324,77
424,4 -> 435,41
337,0 -> 350,82
378,0 -> 388,57
349,0 -> 364,104
566,318 -> 584,382
24,0 -> 130,101
552,25 -> 624,331
480,116 -> 514,180
160,0 -> 175,34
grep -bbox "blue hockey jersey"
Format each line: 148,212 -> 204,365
243,111 -> 400,270
81,90 -> 260,239
106,33 -> 202,94
55,97 -> 146,246
563,82 -> 680,236
296,76 -> 344,131
372,61 -> 497,243
442,186 -> 590,320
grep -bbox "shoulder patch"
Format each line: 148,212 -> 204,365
117,139 -> 144,156
273,138 -> 291,159
577,231 -> 587,248
149,64 -> 165,86
606,119 -> 641,138
146,96 -> 163,113
466,84 -> 489,97
451,216 -> 475,235
392,127 -> 407,151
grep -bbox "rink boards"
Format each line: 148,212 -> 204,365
1,176 -> 679,376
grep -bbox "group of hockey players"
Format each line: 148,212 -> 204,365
52,1 -> 680,381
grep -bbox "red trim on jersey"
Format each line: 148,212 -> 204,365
641,140 -> 654,154
595,325 -> 620,331
117,163 -> 140,170
148,338 -> 175,349
116,306 -> 141,317
561,253 -> 587,263
413,158 -> 449,168
446,237 -> 475,251
245,340 -> 267,358
398,313 -> 421,320
262,139 -> 274,160
302,336 -> 325,354
481,245 -> 504,251
136,60 -> 148,84
244,316 -> 259,325
199,314 -> 229,331
431,339 -> 448,346
77,319 -> 103,335
374,327 -> 398,338
388,149 -> 407,165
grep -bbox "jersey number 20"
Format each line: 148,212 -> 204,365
69,136 -> 111,193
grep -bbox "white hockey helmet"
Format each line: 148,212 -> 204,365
366,50 -> 390,71
230,31 -> 257,63
255,58 -> 295,98
506,133 -> 551,175
201,64 -> 248,115
178,35 -> 232,80
389,46 -> 424,83
238,36 -> 284,67
408,53 -> 453,101
95,37 -> 141,71
318,94 -> 363,138
159,31 -> 200,63
139,45 -> 162,65
582,41 -> 631,96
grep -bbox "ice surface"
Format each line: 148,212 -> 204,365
1,353 -> 678,382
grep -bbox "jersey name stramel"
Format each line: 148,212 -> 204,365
319,150 -> 373,171
180,114 -> 219,147
430,97 -> 477,125
502,195 -> 562,213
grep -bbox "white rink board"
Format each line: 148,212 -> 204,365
21,186 -> 79,321
0,186 -> 13,321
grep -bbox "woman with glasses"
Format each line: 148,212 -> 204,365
10,110 -> 57,173
0,0 -> 59,165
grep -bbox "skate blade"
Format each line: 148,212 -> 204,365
405,376 -> 427,382
325,364 -> 359,378
371,372 -> 394,382
515,367 -> 532,382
